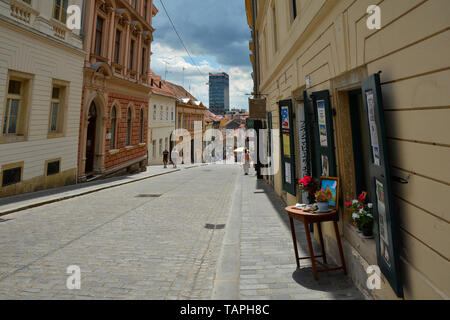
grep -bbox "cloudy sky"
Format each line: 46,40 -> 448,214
151,0 -> 253,110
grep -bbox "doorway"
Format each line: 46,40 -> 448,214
85,102 -> 97,175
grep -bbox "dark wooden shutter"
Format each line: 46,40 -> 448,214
361,73 -> 403,298
279,99 -> 296,196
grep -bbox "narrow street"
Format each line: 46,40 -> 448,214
0,165 -> 362,300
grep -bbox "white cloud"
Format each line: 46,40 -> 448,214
150,43 -> 253,110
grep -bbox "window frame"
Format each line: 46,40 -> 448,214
1,161 -> 24,188
45,158 -> 62,177
126,107 -> 133,146
139,107 -> 144,144
48,79 -> 69,138
1,71 -> 33,143
53,0 -> 68,23
110,105 -> 118,150
94,15 -> 105,57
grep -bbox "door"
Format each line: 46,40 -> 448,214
279,99 -> 296,196
85,102 -> 97,174
361,73 -> 403,298
311,90 -> 337,178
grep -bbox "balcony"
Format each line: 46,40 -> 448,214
10,0 -> 39,25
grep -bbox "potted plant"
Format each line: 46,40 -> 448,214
315,188 -> 333,212
345,192 -> 374,237
298,175 -> 318,204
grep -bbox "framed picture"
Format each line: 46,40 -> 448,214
319,177 -> 340,210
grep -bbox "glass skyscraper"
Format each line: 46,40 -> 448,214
209,72 -> 229,115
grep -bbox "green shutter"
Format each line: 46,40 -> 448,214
361,73 -> 403,298
279,99 -> 296,196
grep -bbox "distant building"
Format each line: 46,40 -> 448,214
209,72 -> 229,115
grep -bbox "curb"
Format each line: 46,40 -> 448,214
212,172 -> 242,300
0,168 -> 182,218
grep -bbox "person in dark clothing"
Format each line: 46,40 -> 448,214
163,149 -> 169,168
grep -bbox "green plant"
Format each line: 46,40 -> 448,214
315,188 -> 333,202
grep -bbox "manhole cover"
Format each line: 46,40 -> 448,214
204,224 -> 226,230
135,194 -> 162,198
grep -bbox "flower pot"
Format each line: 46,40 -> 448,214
317,202 -> 329,212
362,223 -> 373,237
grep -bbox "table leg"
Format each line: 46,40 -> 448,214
289,216 -> 300,269
304,221 -> 318,280
317,222 -> 327,264
333,221 -> 347,275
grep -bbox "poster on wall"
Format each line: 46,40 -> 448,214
285,162 -> 292,184
366,90 -> 381,166
376,179 -> 391,267
296,103 -> 310,202
317,100 -> 328,147
321,155 -> 329,176
283,134 -> 291,157
281,106 -> 290,129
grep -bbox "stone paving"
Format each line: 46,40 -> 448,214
0,165 -> 237,299
0,164 -> 364,300
238,169 -> 364,300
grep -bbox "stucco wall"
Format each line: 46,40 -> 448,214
256,0 -> 449,299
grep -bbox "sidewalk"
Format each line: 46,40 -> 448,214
0,164 -> 203,217
214,167 -> 365,300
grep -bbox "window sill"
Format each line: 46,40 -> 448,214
47,133 -> 65,139
139,143 -> 146,147
343,222 -> 377,265
125,145 -> 134,150
0,135 -> 26,144
109,149 -> 120,155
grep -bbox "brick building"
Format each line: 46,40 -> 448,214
78,0 -> 156,181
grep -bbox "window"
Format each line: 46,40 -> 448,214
272,5 -> 278,52
171,108 -> 174,121
130,39 -> 135,70
166,108 -> 168,121
159,138 -> 162,155
144,0 -> 148,19
114,29 -> 121,64
139,108 -> 144,144
153,105 -> 156,120
160,106 -> 163,120
49,83 -> 67,135
95,16 -> 104,56
141,47 -> 147,74
291,0 -> 298,21
3,80 -> 22,136
152,140 -> 156,158
53,0 -> 68,23
2,166 -> 22,187
46,160 -> 60,176
132,0 -> 137,10
165,137 -> 168,151
126,108 -> 132,146
110,106 -> 117,149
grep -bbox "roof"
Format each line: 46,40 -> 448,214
164,81 -> 198,101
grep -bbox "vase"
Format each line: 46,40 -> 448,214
362,223 -> 373,237
317,202 -> 329,212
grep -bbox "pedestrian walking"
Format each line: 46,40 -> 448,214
163,149 -> 169,168
243,148 -> 250,175
171,148 -> 179,168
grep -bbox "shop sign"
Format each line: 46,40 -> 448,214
249,98 -> 266,119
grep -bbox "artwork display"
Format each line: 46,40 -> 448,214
317,100 -> 328,147
376,179 -> 390,267
320,177 -> 339,208
281,106 -> 290,129
283,133 -> 291,157
321,155 -> 329,177
366,90 -> 381,166
285,162 -> 292,184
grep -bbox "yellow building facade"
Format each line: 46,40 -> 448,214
247,0 -> 449,299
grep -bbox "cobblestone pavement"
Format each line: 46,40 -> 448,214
0,165 -> 237,299
239,169 -> 364,300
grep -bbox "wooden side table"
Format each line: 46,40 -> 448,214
285,206 -> 347,280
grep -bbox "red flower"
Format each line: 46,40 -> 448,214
358,192 -> 367,201
345,201 -> 352,207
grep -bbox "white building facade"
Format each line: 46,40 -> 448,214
0,0 -> 85,197
148,83 -> 176,165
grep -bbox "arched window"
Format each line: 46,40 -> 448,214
110,106 -> 117,149
139,108 -> 144,144
126,108 -> 132,146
